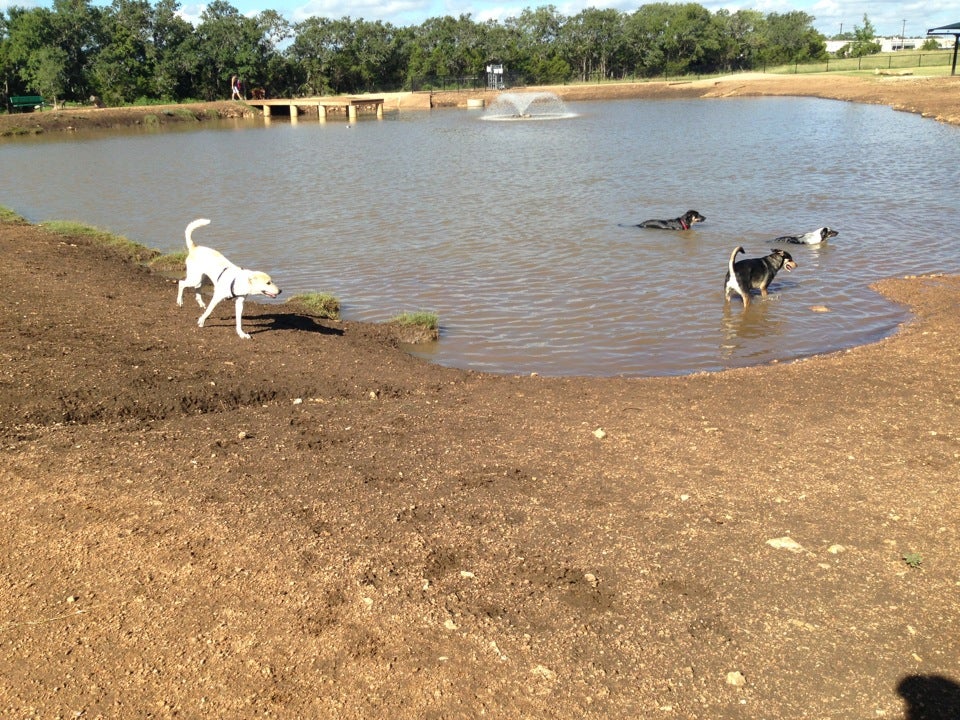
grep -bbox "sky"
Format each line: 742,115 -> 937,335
5,0 -> 957,42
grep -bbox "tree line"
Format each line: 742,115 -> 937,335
1,0 -> 830,106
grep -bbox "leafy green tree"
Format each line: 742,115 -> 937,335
624,3 -> 718,77
561,7 -> 624,81
624,4 -> 670,77
90,0 -> 154,104
0,12 -> 10,96
49,0 -> 102,100
406,14 -> 486,86
3,3 -> 95,100
288,16 -> 350,94
850,14 -> 881,57
253,9 -> 296,96
350,20 -> 408,91
4,7 -> 58,95
506,6 -> 571,83
713,9 -> 766,71
760,11 -> 827,65
25,45 -> 68,103
151,0 -> 194,100
193,0 -> 271,99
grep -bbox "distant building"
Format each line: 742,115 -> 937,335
825,37 -> 953,54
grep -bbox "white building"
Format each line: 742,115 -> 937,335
824,37 -> 953,53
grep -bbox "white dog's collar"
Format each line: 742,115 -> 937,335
216,267 -> 244,299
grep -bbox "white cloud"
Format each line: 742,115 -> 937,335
291,0 -> 433,24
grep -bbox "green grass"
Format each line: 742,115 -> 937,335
41,220 -> 159,263
390,310 -> 439,330
287,292 -> 341,320
388,310 -> 440,344
765,49 -> 955,76
902,552 -> 923,569
0,206 -> 29,224
148,250 -> 187,272
0,125 -> 43,137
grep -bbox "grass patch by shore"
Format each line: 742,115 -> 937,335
389,311 -> 439,343
287,292 -> 341,320
149,250 -> 187,272
41,220 -> 159,263
0,125 -> 42,137
0,206 -> 29,224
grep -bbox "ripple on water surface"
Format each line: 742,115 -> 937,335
2,96 -> 958,376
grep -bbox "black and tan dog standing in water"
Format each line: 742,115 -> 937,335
724,246 -> 797,308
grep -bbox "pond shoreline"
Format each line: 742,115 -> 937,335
3,72 -> 960,137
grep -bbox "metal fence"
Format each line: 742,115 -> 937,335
411,51 -> 955,91
409,72 -> 530,92
775,51 -> 953,74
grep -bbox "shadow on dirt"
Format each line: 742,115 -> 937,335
258,313 -> 345,335
897,674 -> 960,720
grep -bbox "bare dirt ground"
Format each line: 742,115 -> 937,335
2,74 -> 960,719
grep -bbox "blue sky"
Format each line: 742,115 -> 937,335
6,0 -> 957,41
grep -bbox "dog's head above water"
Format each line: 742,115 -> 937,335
682,210 -> 706,226
768,248 -> 798,271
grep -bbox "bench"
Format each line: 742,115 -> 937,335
8,95 -> 46,113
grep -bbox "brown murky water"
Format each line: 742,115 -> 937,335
4,97 -> 959,376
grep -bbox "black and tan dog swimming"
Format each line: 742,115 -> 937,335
724,246 -> 797,307
634,210 -> 706,230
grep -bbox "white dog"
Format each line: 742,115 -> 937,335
773,227 -> 839,245
176,218 -> 281,339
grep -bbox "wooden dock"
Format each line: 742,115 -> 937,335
247,96 -> 385,121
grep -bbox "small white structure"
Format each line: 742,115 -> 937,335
825,37 -> 952,53
486,64 -> 505,91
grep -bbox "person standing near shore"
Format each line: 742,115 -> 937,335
231,75 -> 243,100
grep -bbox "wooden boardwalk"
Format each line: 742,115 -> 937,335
246,96 -> 384,121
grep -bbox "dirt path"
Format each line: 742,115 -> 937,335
2,74 -> 960,719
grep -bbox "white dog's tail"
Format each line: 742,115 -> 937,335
184,218 -> 211,250
727,245 -> 745,293
728,246 -> 744,275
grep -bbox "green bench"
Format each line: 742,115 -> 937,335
8,95 -> 47,113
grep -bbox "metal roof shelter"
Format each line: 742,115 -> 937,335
927,21 -> 960,75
